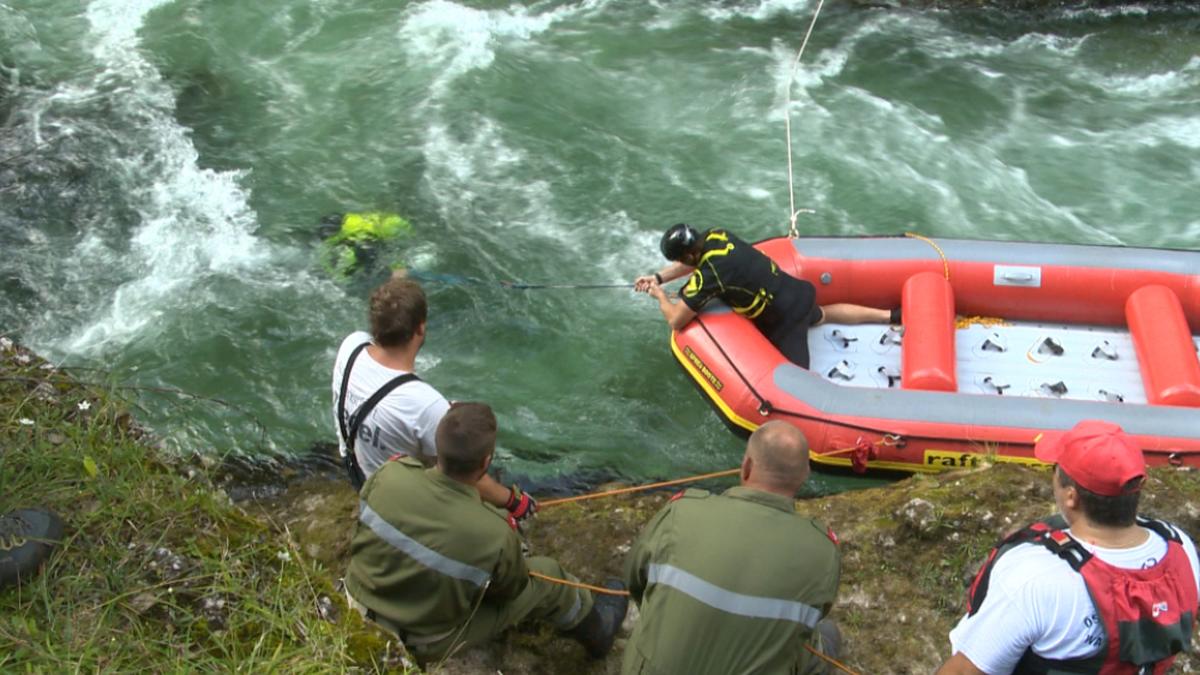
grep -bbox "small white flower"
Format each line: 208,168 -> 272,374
15,354 -> 31,364
78,400 -> 91,412
18,418 -> 35,426
277,551 -> 291,562
0,337 -> 11,351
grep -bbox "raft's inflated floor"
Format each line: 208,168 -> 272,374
808,322 -> 1200,405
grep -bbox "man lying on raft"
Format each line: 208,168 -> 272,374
635,223 -> 899,370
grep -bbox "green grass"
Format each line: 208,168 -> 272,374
0,340 -> 411,673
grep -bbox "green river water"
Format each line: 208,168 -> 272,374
1,1 -> 1198,494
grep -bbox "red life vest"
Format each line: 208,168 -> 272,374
966,516 -> 1198,674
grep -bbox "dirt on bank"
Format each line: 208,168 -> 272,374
245,459 -> 1200,674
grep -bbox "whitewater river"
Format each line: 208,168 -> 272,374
1,0 -> 1197,493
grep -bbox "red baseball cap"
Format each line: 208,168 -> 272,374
1034,420 -> 1146,497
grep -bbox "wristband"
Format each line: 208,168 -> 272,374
654,272 -> 664,285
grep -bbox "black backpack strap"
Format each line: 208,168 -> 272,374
1035,529 -> 1092,572
337,343 -> 371,447
1139,516 -> 1184,545
336,342 -> 422,490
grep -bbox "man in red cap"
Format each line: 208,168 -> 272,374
937,419 -> 1200,675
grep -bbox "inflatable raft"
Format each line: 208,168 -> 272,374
670,235 -> 1200,474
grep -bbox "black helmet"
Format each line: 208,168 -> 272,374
660,223 -> 699,261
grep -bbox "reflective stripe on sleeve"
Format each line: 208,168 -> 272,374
360,502 -> 491,588
647,563 -> 822,627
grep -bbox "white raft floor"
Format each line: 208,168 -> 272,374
808,322 -> 1200,406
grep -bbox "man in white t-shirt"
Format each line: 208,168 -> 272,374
937,420 -> 1200,675
331,275 -> 536,521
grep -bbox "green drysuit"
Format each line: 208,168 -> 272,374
623,486 -> 841,675
345,456 -> 593,659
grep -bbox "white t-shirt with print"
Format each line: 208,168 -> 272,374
949,522 -> 1200,675
331,331 -> 450,479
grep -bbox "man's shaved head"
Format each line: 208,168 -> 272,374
744,421 -> 811,495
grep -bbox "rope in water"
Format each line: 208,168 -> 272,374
785,0 -> 828,239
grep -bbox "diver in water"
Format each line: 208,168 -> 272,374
318,211 -> 413,281
317,211 -> 476,287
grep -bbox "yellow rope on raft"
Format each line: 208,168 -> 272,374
904,231 -> 949,280
956,315 -> 1011,329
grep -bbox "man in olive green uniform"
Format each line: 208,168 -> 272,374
623,421 -> 842,675
345,402 -> 628,662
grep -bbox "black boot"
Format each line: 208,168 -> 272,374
0,508 -> 65,589
566,578 -> 629,658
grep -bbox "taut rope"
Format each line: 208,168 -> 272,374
785,0 -> 828,239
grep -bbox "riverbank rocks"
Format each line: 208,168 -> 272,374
900,497 -> 939,536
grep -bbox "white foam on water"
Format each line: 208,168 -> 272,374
700,0 -> 817,23
1127,116 -> 1200,150
1003,31 -> 1087,59
419,117 -> 565,249
399,1 -> 605,253
1063,4 -> 1150,20
768,37 -> 850,120
60,0 -> 266,353
1096,69 -> 1197,98
398,0 -> 586,100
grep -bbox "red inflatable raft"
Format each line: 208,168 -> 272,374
670,235 -> 1200,474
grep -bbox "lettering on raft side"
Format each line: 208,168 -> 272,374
682,346 -> 723,392
922,450 -> 1044,469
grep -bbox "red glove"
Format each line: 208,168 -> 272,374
505,485 -> 538,522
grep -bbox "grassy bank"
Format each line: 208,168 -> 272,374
0,338 -> 408,672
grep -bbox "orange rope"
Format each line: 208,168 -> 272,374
529,572 -> 630,596
538,468 -> 741,508
818,445 -> 862,458
804,643 -> 862,675
538,436 -> 900,508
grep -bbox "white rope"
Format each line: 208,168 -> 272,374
784,0 -> 827,239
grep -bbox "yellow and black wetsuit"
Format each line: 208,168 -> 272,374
679,229 -> 822,368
